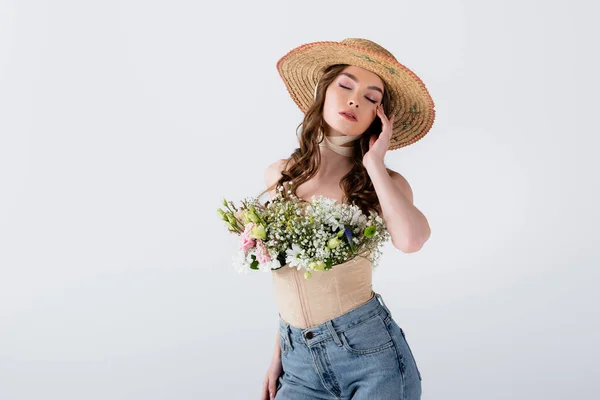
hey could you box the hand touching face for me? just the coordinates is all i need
[364,103,395,165]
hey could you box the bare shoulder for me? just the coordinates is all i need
[264,159,287,185]
[387,169,414,204]
[264,159,288,199]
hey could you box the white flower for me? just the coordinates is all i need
[263,255,282,271]
[285,243,304,270]
[232,250,249,275]
[224,191,390,278]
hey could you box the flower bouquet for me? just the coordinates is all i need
[217,183,390,279]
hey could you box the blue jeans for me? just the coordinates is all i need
[275,292,422,400]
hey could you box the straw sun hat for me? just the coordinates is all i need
[276,38,436,150]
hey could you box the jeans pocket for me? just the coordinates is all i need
[340,313,395,355]
[400,327,422,381]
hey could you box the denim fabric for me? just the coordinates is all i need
[275,292,422,400]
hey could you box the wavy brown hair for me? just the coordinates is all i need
[258,64,395,217]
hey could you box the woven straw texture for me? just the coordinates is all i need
[276,38,436,150]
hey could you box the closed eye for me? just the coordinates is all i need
[338,83,378,104]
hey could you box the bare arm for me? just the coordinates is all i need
[363,158,431,253]
[263,330,283,399]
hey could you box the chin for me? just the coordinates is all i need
[325,120,364,137]
[338,127,364,137]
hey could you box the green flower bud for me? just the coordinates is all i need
[364,225,376,238]
[226,214,236,224]
[313,261,326,271]
[327,237,340,249]
[304,271,312,279]
[250,224,266,240]
[217,209,228,221]
[248,210,260,223]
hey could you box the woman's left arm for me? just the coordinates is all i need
[364,157,431,253]
[363,105,431,253]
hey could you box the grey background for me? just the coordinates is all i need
[1,0,598,399]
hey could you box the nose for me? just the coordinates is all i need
[349,100,359,108]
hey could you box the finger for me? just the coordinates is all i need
[261,378,269,400]
[378,108,389,123]
[269,383,277,399]
[385,114,394,127]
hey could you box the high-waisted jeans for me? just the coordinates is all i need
[275,292,422,400]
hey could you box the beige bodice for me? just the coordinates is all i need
[271,253,375,329]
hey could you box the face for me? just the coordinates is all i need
[322,65,384,137]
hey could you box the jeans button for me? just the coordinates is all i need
[305,331,313,339]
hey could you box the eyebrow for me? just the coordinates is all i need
[339,72,383,94]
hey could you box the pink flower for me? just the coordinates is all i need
[255,240,271,264]
[239,223,256,253]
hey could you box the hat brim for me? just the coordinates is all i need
[276,40,436,150]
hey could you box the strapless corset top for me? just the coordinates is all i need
[271,253,375,329]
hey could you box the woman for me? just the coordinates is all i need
[259,38,435,400]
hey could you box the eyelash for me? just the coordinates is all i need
[338,83,378,104]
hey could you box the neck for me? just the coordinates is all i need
[317,130,361,157]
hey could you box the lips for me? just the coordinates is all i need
[339,111,357,121]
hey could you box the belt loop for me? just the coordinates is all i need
[286,324,294,350]
[280,315,293,351]
[326,320,343,347]
[376,292,392,320]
